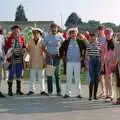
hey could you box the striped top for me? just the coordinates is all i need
[13,39,22,63]
[87,41,101,57]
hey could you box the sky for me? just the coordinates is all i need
[0,0,120,27]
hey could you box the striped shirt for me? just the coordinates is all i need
[87,42,101,57]
[13,39,22,63]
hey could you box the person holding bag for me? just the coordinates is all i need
[43,23,64,96]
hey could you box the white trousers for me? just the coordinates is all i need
[29,68,45,92]
[65,62,81,96]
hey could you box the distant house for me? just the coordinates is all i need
[0,21,54,34]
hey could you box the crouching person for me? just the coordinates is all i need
[27,28,48,96]
[60,27,86,98]
[86,33,101,100]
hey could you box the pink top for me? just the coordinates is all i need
[101,42,116,76]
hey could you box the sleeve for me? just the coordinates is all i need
[59,41,65,58]
[43,36,48,47]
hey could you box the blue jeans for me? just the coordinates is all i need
[46,55,61,94]
[89,57,100,84]
[8,63,23,81]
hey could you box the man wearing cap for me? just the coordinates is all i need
[43,23,64,96]
[5,25,25,96]
[59,27,86,98]
[0,26,6,98]
[27,28,48,96]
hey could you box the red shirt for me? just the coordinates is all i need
[5,34,25,50]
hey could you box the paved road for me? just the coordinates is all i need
[0,81,120,120]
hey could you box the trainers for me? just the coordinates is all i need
[77,95,82,99]
[88,97,92,101]
[8,92,13,96]
[16,91,24,95]
[63,94,70,98]
[93,97,98,100]
[27,91,35,95]
[0,92,6,98]
[40,92,49,96]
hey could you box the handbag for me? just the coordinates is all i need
[46,59,56,76]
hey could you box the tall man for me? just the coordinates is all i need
[60,27,86,98]
[44,23,64,96]
[0,27,5,98]
[5,25,25,96]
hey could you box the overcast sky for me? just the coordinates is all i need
[0,0,120,27]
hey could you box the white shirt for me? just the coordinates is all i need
[0,34,5,57]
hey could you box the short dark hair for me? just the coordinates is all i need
[11,25,21,31]
[50,23,58,28]
[89,33,96,37]
[97,25,105,30]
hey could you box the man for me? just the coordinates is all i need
[97,25,107,98]
[27,27,48,96]
[5,25,25,96]
[59,27,86,98]
[44,23,64,96]
[0,27,5,98]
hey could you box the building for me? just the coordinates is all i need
[0,21,54,34]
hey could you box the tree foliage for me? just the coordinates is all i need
[65,12,82,28]
[15,4,28,22]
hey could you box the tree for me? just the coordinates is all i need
[102,22,116,28]
[15,4,28,21]
[87,20,100,28]
[65,12,82,28]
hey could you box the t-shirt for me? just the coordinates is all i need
[67,40,80,62]
[87,42,101,57]
[98,36,106,46]
[44,34,64,55]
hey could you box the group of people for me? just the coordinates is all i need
[0,23,120,105]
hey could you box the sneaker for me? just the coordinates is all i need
[63,94,70,98]
[77,95,82,99]
[93,97,98,100]
[27,91,35,95]
[16,91,24,95]
[88,97,92,101]
[40,92,49,96]
[0,92,6,98]
[8,92,13,96]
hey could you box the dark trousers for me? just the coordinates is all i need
[89,57,100,98]
[46,56,61,94]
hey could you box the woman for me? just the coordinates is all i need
[101,28,116,99]
[86,33,101,100]
[112,33,120,104]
